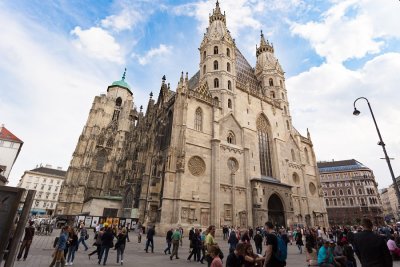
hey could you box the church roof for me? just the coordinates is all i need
[235,48,261,92]
[188,71,200,90]
[29,167,67,177]
[317,159,369,173]
[108,68,133,95]
[0,126,23,143]
[251,176,292,188]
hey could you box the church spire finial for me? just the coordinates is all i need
[122,68,127,81]
[209,0,226,25]
[256,29,274,57]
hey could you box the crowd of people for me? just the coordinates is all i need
[11,216,400,267]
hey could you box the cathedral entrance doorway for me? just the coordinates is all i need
[267,194,285,227]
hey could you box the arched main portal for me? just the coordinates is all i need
[268,194,285,227]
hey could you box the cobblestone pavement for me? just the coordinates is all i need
[4,230,400,267]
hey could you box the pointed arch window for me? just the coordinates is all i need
[269,78,274,86]
[214,78,219,88]
[228,99,232,109]
[226,48,230,57]
[325,199,329,206]
[304,147,310,164]
[284,106,287,115]
[96,149,107,170]
[286,120,290,130]
[203,51,206,60]
[116,97,122,106]
[195,107,202,132]
[203,65,206,75]
[332,190,336,196]
[257,115,273,177]
[227,131,235,144]
[227,62,231,72]
[270,91,275,98]
[228,80,232,90]
[349,198,354,206]
[214,46,218,54]
[214,60,218,70]
[280,80,283,87]
[347,188,352,195]
[291,149,296,162]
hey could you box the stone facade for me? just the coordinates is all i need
[57,2,328,232]
[318,159,384,225]
[380,188,395,222]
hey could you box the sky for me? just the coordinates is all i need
[1,0,400,189]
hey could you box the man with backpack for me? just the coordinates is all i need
[263,221,287,267]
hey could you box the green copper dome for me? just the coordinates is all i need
[108,68,133,95]
[111,79,131,89]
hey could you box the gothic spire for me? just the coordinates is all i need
[122,68,127,80]
[256,30,274,57]
[209,0,226,25]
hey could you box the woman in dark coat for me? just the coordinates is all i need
[296,230,304,254]
[228,230,239,251]
[98,227,114,265]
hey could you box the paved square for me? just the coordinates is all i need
[6,231,400,267]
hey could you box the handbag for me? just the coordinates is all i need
[85,234,89,240]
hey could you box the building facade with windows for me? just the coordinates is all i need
[318,159,384,225]
[380,188,395,222]
[17,165,66,215]
[0,124,23,185]
[58,2,328,232]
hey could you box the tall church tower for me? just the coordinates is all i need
[199,0,236,116]
[57,70,136,215]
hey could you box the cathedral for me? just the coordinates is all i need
[57,2,328,232]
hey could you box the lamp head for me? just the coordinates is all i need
[353,108,360,116]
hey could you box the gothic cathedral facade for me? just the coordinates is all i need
[57,2,328,231]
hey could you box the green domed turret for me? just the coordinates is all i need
[108,68,133,95]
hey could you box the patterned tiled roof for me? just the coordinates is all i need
[317,159,369,173]
[29,167,66,177]
[0,126,23,143]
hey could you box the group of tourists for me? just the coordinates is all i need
[13,216,400,267]
[50,222,129,266]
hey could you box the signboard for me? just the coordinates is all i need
[91,217,100,228]
[84,216,92,227]
[131,208,138,219]
[0,186,24,264]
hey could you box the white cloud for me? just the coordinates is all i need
[0,9,121,186]
[101,6,143,32]
[71,26,124,64]
[287,52,400,188]
[173,0,262,38]
[133,44,172,65]
[290,0,400,64]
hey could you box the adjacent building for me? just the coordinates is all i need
[0,124,23,185]
[58,2,328,231]
[380,188,395,222]
[17,165,66,215]
[318,159,384,225]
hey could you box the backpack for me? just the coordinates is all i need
[274,233,287,262]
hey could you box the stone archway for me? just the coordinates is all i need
[268,194,285,228]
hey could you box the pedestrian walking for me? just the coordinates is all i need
[66,228,78,266]
[164,228,173,255]
[205,225,218,267]
[209,245,223,267]
[187,228,201,261]
[49,226,69,267]
[263,221,286,267]
[295,229,304,254]
[253,231,263,254]
[170,228,182,260]
[17,221,35,261]
[115,228,128,265]
[89,227,103,260]
[145,226,155,253]
[228,230,239,251]
[77,223,89,251]
[98,226,114,265]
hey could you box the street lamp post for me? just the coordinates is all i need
[353,97,400,215]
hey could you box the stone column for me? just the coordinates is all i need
[211,139,220,227]
[244,148,253,227]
